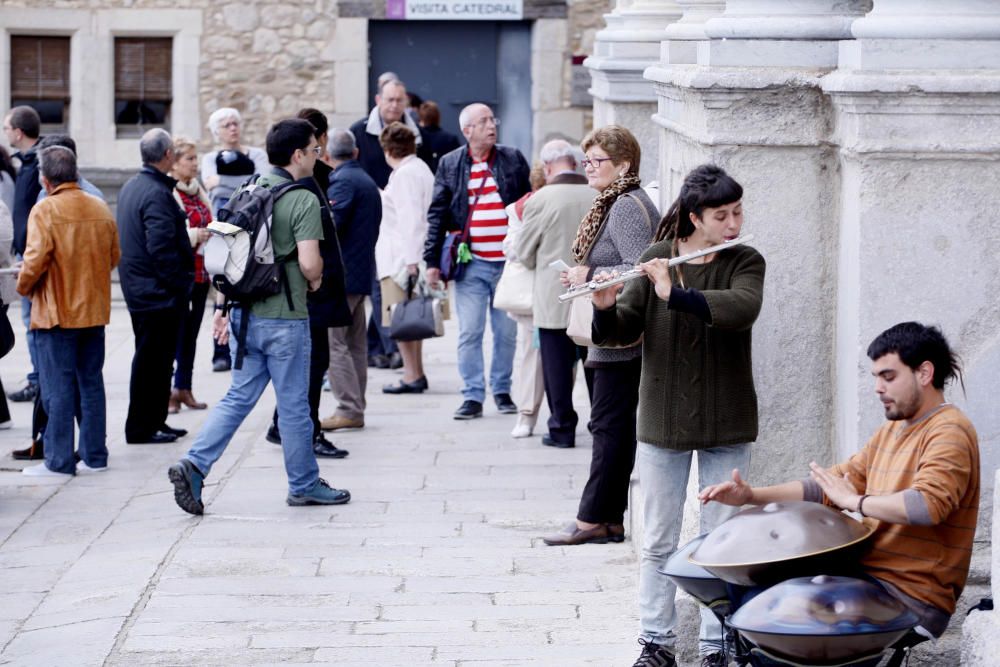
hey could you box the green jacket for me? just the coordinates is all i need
[592,241,765,450]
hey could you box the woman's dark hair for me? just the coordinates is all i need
[0,145,15,181]
[379,122,416,159]
[867,322,963,391]
[654,164,743,243]
[418,101,441,128]
[296,108,328,139]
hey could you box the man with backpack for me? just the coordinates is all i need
[168,119,350,514]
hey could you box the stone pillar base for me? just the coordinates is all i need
[698,38,840,68]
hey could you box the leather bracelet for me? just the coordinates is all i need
[214,304,226,313]
[857,494,870,517]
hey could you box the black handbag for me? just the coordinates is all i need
[0,305,15,359]
[389,278,442,342]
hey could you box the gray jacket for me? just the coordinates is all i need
[583,188,657,364]
[515,173,595,329]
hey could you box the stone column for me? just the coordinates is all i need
[701,0,873,67]
[661,1,726,65]
[585,0,682,184]
[822,0,1000,532]
[643,2,872,493]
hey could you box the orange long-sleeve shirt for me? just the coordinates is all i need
[827,404,979,615]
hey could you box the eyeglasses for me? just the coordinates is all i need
[581,157,614,169]
[470,117,499,128]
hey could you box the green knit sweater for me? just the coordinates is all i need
[592,241,765,450]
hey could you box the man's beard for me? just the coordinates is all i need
[882,388,920,421]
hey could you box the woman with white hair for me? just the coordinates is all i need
[200,108,270,214]
[200,108,269,372]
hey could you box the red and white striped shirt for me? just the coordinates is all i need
[467,158,507,261]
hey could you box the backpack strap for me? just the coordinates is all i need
[264,179,307,312]
[227,301,251,371]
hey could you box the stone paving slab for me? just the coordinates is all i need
[0,303,656,666]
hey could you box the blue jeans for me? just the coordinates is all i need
[185,312,318,495]
[637,441,752,656]
[35,326,107,474]
[21,294,38,385]
[453,258,516,403]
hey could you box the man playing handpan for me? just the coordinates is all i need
[701,321,979,641]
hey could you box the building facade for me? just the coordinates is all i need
[0,0,613,178]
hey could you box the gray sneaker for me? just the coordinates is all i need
[287,478,351,506]
[168,459,205,515]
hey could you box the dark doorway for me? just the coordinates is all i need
[368,20,533,158]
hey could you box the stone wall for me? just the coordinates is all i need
[2,0,610,168]
[204,1,342,151]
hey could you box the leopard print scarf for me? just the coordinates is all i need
[571,173,642,264]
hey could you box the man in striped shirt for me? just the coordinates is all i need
[700,322,979,649]
[423,103,531,419]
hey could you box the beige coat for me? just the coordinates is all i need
[514,173,595,329]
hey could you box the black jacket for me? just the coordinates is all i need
[327,160,382,296]
[421,125,461,175]
[116,166,195,313]
[422,144,531,271]
[296,165,351,328]
[11,142,43,256]
[349,117,433,189]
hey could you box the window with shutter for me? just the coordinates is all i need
[9,35,71,131]
[114,36,172,137]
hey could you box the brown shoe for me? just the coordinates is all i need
[320,415,364,431]
[542,521,614,546]
[12,440,44,461]
[167,390,181,415]
[607,523,626,543]
[177,389,207,410]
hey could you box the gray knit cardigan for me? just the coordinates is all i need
[583,188,657,365]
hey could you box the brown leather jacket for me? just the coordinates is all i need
[16,183,121,329]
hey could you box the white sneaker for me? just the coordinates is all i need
[0,420,12,430]
[77,461,109,474]
[22,463,73,478]
[510,419,534,438]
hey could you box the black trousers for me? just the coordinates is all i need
[577,356,642,525]
[126,307,183,440]
[538,328,592,445]
[272,323,330,439]
[174,282,210,390]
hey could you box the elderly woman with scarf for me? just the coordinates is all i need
[167,137,213,414]
[543,125,657,546]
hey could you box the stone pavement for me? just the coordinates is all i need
[1,300,682,667]
[0,298,991,667]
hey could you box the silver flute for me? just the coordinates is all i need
[557,234,755,303]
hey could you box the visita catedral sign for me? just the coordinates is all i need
[386,0,524,20]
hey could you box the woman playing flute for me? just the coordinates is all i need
[592,164,765,667]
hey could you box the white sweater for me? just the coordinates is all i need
[375,155,434,279]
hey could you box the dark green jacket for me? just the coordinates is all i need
[592,241,765,450]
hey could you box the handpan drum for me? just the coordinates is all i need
[689,501,874,586]
[658,534,729,609]
[728,575,918,664]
